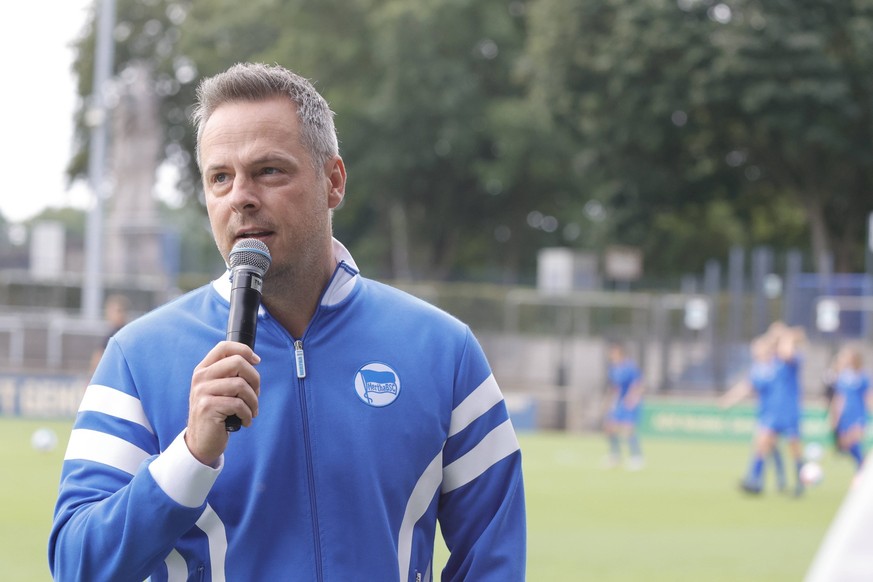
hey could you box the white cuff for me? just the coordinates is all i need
[148,429,223,508]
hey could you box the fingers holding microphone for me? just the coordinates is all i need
[186,341,261,466]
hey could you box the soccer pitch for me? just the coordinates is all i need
[3,418,854,581]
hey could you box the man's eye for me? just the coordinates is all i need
[213,173,228,184]
[261,167,280,175]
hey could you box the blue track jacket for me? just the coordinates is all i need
[49,241,526,581]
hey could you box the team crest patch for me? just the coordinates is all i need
[354,363,401,407]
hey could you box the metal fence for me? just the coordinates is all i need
[2,271,872,429]
[394,279,871,431]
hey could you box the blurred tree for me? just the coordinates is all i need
[338,0,553,281]
[526,0,737,277]
[28,207,88,241]
[706,0,873,273]
[70,0,563,282]
[526,0,873,275]
[73,0,873,283]
[70,0,199,193]
[158,199,224,285]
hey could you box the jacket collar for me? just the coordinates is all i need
[211,237,360,308]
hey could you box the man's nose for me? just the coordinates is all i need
[229,175,260,212]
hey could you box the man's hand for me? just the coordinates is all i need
[186,341,261,466]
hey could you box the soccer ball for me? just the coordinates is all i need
[800,461,824,486]
[31,428,58,452]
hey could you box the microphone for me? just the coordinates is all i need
[225,238,272,432]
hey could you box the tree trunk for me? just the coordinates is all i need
[805,199,832,277]
[389,203,412,281]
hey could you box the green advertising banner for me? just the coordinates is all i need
[639,400,836,444]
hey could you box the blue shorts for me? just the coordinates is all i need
[758,415,800,439]
[609,403,642,425]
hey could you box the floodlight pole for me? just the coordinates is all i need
[82,0,116,320]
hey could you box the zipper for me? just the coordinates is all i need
[294,340,306,378]
[295,338,322,581]
[259,261,350,580]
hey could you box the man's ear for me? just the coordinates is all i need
[326,156,346,210]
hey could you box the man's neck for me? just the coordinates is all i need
[261,257,337,339]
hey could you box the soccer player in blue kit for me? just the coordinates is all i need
[739,323,807,495]
[808,347,873,580]
[720,333,787,491]
[603,342,645,470]
[829,344,871,475]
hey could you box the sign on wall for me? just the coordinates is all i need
[0,374,85,418]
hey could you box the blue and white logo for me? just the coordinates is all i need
[355,363,401,407]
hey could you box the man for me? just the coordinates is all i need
[88,293,131,375]
[49,63,526,581]
[602,341,644,470]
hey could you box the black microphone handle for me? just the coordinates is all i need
[225,268,264,432]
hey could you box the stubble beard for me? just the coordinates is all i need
[261,217,333,304]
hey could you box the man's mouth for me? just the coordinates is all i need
[236,230,273,241]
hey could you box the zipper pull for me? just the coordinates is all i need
[294,340,307,378]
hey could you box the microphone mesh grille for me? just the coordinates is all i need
[229,238,272,273]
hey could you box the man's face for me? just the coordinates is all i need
[199,96,345,282]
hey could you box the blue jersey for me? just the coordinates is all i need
[608,360,642,423]
[609,361,641,404]
[760,357,802,436]
[835,369,870,433]
[749,359,778,421]
[49,242,526,581]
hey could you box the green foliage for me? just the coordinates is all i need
[15,207,89,258]
[527,0,873,275]
[26,207,87,240]
[158,198,225,280]
[70,0,198,189]
[68,0,873,283]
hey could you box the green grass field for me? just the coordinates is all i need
[2,419,854,581]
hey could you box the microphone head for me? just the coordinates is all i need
[229,238,272,275]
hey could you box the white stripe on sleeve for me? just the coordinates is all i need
[196,504,228,582]
[64,428,151,475]
[164,549,187,582]
[79,384,154,433]
[398,450,443,582]
[442,420,519,494]
[448,374,502,437]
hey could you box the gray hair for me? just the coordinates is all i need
[191,62,338,171]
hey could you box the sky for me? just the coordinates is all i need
[1,0,93,223]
